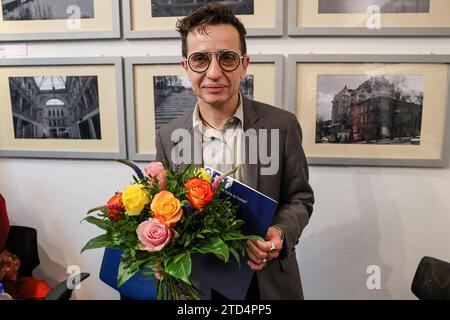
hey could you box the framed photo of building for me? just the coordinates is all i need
[0,57,126,159]
[288,0,450,36]
[0,0,120,41]
[287,54,450,167]
[125,54,283,161]
[122,0,283,39]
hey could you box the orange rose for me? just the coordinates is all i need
[184,177,214,209]
[107,193,124,221]
[151,191,183,227]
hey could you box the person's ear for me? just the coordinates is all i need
[240,55,250,79]
[180,59,188,72]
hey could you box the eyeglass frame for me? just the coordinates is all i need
[184,50,245,73]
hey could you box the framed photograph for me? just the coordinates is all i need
[0,57,126,159]
[0,0,120,41]
[287,54,450,167]
[288,0,450,36]
[122,0,283,39]
[125,54,283,161]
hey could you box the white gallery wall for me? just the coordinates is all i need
[1,32,450,299]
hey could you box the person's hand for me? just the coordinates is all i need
[246,226,283,271]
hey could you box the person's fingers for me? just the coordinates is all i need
[247,248,265,265]
[247,240,268,260]
[254,239,270,251]
[247,259,265,271]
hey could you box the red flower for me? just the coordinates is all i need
[184,178,214,209]
[107,193,124,221]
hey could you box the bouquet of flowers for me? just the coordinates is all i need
[81,159,262,300]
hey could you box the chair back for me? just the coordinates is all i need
[412,256,450,300]
[6,226,40,277]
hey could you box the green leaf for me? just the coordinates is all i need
[222,232,248,241]
[244,235,265,242]
[82,216,112,231]
[117,259,139,287]
[165,252,192,284]
[192,237,229,262]
[229,247,241,267]
[86,206,107,215]
[81,234,111,253]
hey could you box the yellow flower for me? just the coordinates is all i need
[195,168,211,183]
[151,191,183,227]
[122,184,151,216]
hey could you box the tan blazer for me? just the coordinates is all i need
[155,97,314,299]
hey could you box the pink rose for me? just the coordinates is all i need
[144,162,167,189]
[136,218,171,252]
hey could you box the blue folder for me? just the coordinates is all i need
[99,247,157,300]
[190,168,278,300]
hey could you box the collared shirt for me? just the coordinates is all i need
[193,93,245,181]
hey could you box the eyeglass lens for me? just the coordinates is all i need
[188,51,241,72]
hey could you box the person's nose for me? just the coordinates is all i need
[206,54,223,80]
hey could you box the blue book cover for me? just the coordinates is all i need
[190,167,278,300]
[99,247,158,300]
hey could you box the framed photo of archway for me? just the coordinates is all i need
[288,0,450,36]
[287,54,450,167]
[0,0,121,41]
[0,57,126,159]
[124,54,283,161]
[122,0,283,39]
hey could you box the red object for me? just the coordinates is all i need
[0,193,51,300]
[107,192,124,221]
[3,277,51,300]
[0,194,9,251]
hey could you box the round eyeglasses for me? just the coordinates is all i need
[185,50,244,73]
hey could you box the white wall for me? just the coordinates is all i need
[1,33,450,300]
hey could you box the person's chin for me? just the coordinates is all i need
[200,93,228,106]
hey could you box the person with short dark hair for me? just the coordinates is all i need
[156,3,314,300]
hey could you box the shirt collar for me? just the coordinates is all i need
[193,92,244,131]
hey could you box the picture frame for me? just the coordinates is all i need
[122,0,283,39]
[287,54,450,167]
[288,0,450,36]
[0,0,121,41]
[125,54,283,161]
[0,57,127,159]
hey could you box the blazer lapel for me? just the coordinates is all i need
[169,109,203,168]
[242,97,260,190]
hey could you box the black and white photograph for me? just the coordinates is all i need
[151,0,254,18]
[153,74,253,129]
[2,0,95,21]
[318,0,430,14]
[9,75,101,139]
[316,75,424,145]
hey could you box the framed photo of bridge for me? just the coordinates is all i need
[0,57,126,159]
[124,54,283,161]
[122,0,283,39]
[288,0,450,36]
[287,54,450,167]
[0,0,120,41]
